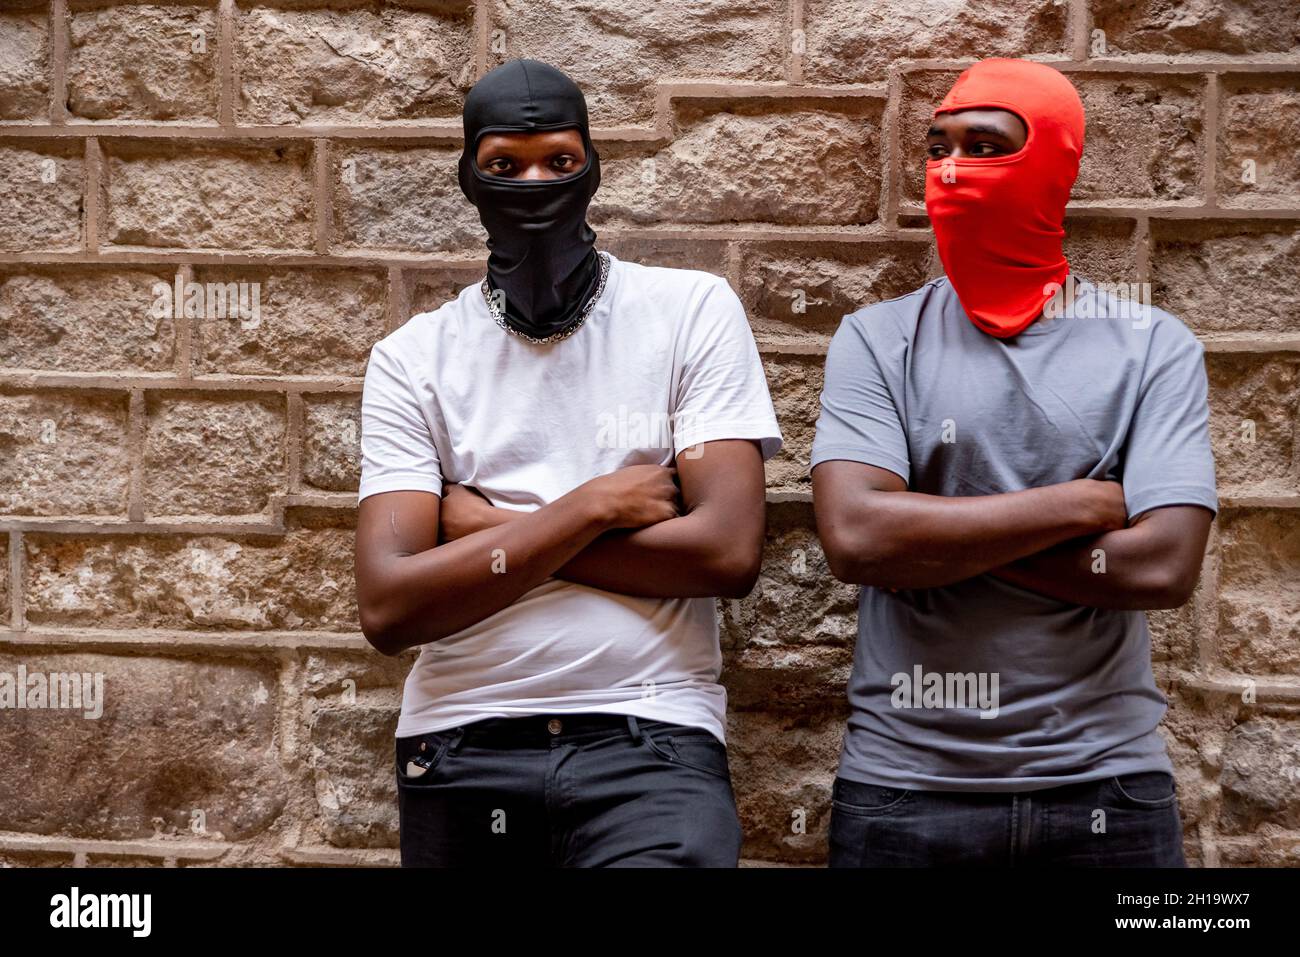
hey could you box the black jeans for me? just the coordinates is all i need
[395,712,742,867]
[829,771,1186,867]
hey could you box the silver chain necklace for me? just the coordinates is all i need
[481,250,611,345]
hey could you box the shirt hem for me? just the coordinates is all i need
[357,476,444,503]
[1125,486,1219,521]
[673,420,784,462]
[809,446,910,484]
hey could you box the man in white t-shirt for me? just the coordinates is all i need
[354,59,782,867]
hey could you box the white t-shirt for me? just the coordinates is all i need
[358,253,783,743]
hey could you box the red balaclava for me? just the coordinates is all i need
[924,59,1086,338]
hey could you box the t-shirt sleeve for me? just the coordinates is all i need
[670,277,783,460]
[1118,323,1218,520]
[810,312,910,484]
[357,339,443,503]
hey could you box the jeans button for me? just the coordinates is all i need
[547,718,562,735]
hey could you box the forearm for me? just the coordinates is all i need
[557,514,761,598]
[991,526,1198,610]
[455,505,759,599]
[821,481,1119,589]
[363,489,611,654]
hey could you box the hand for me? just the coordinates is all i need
[581,464,680,530]
[438,484,503,542]
[1076,479,1128,533]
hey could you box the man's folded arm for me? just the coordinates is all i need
[443,439,768,600]
[554,439,766,599]
[988,505,1213,610]
[354,488,618,656]
[811,459,1128,589]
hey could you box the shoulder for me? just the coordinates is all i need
[371,280,481,362]
[610,255,736,309]
[1071,277,1204,362]
[838,275,950,348]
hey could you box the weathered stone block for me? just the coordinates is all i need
[1205,353,1299,495]
[0,267,177,373]
[1074,76,1204,202]
[0,143,83,251]
[237,2,474,125]
[332,144,484,253]
[803,0,1068,85]
[1218,77,1300,209]
[0,10,49,120]
[303,394,361,492]
[601,238,730,276]
[1063,217,1138,283]
[1159,685,1245,828]
[726,710,844,865]
[24,526,358,631]
[191,267,386,377]
[302,651,411,701]
[308,705,399,848]
[595,99,882,226]
[722,500,859,651]
[0,391,130,516]
[1151,221,1300,335]
[763,354,822,492]
[1219,715,1300,834]
[1148,588,1204,666]
[144,393,286,517]
[0,650,286,841]
[490,0,786,126]
[68,2,219,122]
[1216,509,1300,676]
[1089,0,1300,57]
[406,267,481,317]
[104,141,314,250]
[738,241,931,343]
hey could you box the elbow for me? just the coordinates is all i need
[823,541,864,585]
[713,546,763,599]
[820,527,886,587]
[358,600,411,657]
[1145,569,1199,610]
[1126,564,1198,611]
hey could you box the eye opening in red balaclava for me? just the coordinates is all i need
[924,59,1086,339]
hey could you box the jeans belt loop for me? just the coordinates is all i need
[626,715,642,744]
[449,726,466,754]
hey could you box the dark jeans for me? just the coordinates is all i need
[829,771,1186,867]
[395,712,742,867]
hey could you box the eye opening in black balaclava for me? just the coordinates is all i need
[458,59,603,341]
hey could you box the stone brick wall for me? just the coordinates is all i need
[0,0,1296,867]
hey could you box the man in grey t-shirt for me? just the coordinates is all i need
[811,59,1216,866]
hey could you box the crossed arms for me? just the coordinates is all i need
[812,461,1213,610]
[355,440,766,656]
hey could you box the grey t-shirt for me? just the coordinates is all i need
[811,276,1218,791]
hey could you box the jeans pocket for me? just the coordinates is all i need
[395,730,455,787]
[1107,771,1177,809]
[643,729,732,781]
[831,776,912,816]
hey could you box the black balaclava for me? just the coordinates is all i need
[458,59,602,340]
